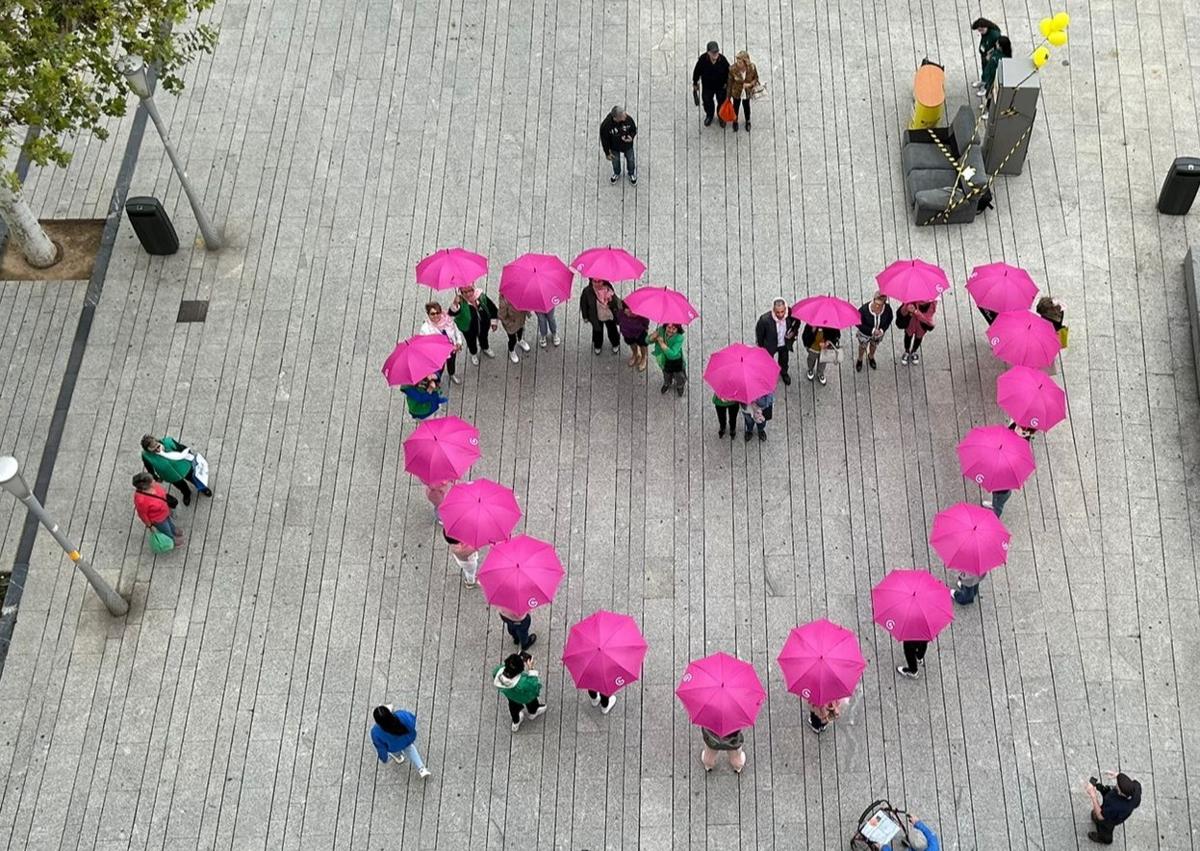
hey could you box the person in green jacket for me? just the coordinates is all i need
[401,376,448,420]
[649,323,686,396]
[712,394,738,438]
[492,652,547,732]
[141,434,212,506]
[449,285,499,365]
[971,17,1002,95]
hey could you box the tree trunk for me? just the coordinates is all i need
[0,179,58,268]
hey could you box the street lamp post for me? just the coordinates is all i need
[118,55,223,251]
[0,456,129,617]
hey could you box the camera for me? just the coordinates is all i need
[1089,777,1101,788]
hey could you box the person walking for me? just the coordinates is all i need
[754,298,800,385]
[971,18,1003,95]
[979,421,1035,521]
[443,529,480,587]
[497,606,537,650]
[586,689,617,715]
[1036,295,1067,374]
[579,278,621,355]
[726,50,760,132]
[741,392,774,442]
[132,472,184,546]
[370,704,432,779]
[980,36,1012,118]
[896,640,929,679]
[425,479,454,525]
[401,376,448,421]
[855,292,894,372]
[141,434,212,506]
[692,41,731,127]
[613,298,650,371]
[498,294,532,364]
[897,300,937,365]
[1084,771,1142,845]
[802,324,841,385]
[807,696,850,734]
[649,323,687,396]
[536,308,561,348]
[493,652,548,732]
[599,105,638,185]
[449,284,499,365]
[699,727,746,773]
[712,394,739,439]
[419,300,465,385]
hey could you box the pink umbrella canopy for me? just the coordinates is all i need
[702,343,781,404]
[930,502,1011,576]
[415,247,489,291]
[871,569,954,642]
[790,295,861,329]
[776,619,867,705]
[675,652,766,737]
[966,263,1039,313]
[875,259,951,303]
[562,610,649,695]
[957,424,1037,492]
[381,333,455,386]
[499,253,573,312]
[996,365,1067,430]
[987,309,1062,368]
[570,247,646,282]
[623,286,699,325]
[437,479,522,548]
[402,416,481,485]
[477,534,564,615]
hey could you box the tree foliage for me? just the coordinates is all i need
[0,0,219,184]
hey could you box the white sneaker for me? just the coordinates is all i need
[518,339,531,352]
[981,500,993,509]
[529,705,548,720]
[539,335,548,348]
[818,374,827,386]
[450,374,461,384]
[593,348,602,356]
[390,753,407,764]
[470,354,480,366]
[552,334,561,346]
[589,693,601,706]
[611,345,620,354]
[511,712,523,732]
[482,348,496,359]
[600,694,617,715]
[900,353,909,365]
[418,767,432,778]
[509,351,519,363]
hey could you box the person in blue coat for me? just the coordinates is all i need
[370,704,431,778]
[882,814,939,851]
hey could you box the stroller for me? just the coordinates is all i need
[849,799,913,850]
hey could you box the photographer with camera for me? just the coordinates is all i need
[1083,771,1142,844]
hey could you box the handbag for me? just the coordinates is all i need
[148,530,175,554]
[148,491,178,510]
[1057,326,1069,349]
[718,97,737,123]
[819,347,842,364]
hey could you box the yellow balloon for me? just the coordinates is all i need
[1039,17,1055,38]
[1032,47,1050,68]
[1048,30,1068,46]
[1052,11,1070,30]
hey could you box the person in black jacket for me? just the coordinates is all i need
[692,41,731,127]
[801,324,841,385]
[1084,771,1142,844]
[579,278,621,355]
[754,298,800,385]
[600,106,638,185]
[854,292,893,372]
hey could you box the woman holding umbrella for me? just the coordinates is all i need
[419,301,465,384]
[497,294,532,364]
[897,300,937,365]
[613,298,651,371]
[802,323,841,385]
[449,285,499,365]
[855,292,893,372]
[649,323,687,395]
[562,610,649,717]
[579,278,621,355]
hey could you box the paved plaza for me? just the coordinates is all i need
[3,0,1200,848]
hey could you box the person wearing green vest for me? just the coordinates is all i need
[649,323,686,396]
[141,434,212,507]
[492,652,547,732]
[971,18,1003,95]
[449,285,499,365]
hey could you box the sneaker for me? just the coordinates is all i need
[590,693,601,706]
[718,426,726,438]
[701,749,713,772]
[518,339,531,352]
[818,374,827,385]
[900,353,909,365]
[451,374,462,384]
[732,121,739,132]
[180,490,192,507]
[757,430,767,442]
[806,370,815,381]
[868,358,877,370]
[675,383,684,397]
[629,173,638,185]
[612,345,620,354]
[744,430,753,442]
[470,354,480,366]
[704,116,713,126]
[808,718,825,734]
[610,174,620,184]
[418,767,432,778]
[511,716,523,732]
[600,694,617,715]
[529,705,548,720]
[508,351,519,363]
[539,335,548,348]
[463,576,477,588]
[780,372,791,385]
[482,348,496,359]
[911,353,920,364]
[745,121,751,132]
[390,753,407,765]
[521,633,538,651]
[981,500,993,508]
[661,383,671,395]
[896,666,919,679]
[855,360,863,373]
[552,334,561,346]
[593,348,602,356]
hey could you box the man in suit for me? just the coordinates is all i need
[754,298,800,385]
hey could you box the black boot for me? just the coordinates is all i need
[732,121,738,132]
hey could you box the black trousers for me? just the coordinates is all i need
[463,317,491,354]
[1089,811,1116,843]
[590,320,619,349]
[507,698,543,724]
[442,351,457,378]
[507,328,525,351]
[715,405,737,433]
[902,640,928,672]
[771,345,791,376]
[501,613,532,647]
[732,97,751,121]
[586,690,612,708]
[701,85,726,119]
[903,332,924,353]
[809,711,828,730]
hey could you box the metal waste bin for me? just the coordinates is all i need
[125,196,179,255]
[1157,157,1200,215]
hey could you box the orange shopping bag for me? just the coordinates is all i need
[718,97,737,123]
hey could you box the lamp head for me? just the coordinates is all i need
[0,456,30,498]
[118,55,151,98]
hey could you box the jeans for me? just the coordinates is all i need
[610,147,636,176]
[902,640,927,673]
[590,320,619,350]
[732,97,751,121]
[741,411,766,434]
[700,86,726,120]
[153,517,177,538]
[501,613,532,647]
[715,405,737,433]
[536,310,558,336]
[507,698,543,724]
[954,573,981,604]
[806,350,827,380]
[389,743,425,771]
[990,490,1012,517]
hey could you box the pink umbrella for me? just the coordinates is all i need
[562,610,649,695]
[570,247,646,282]
[790,295,861,329]
[966,263,1039,313]
[703,344,781,404]
[623,286,699,325]
[381,334,455,386]
[930,502,1011,576]
[675,652,766,737]
[996,366,1067,430]
[403,416,481,485]
[957,425,1037,492]
[437,479,522,548]
[987,310,1061,368]
[875,259,951,303]
[499,253,573,312]
[477,534,564,615]
[415,247,489,290]
[871,570,954,641]
[776,619,867,705]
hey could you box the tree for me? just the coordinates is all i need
[0,0,218,267]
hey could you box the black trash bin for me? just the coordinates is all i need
[1157,157,1200,215]
[125,196,179,255]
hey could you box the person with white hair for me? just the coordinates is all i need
[881,814,939,850]
[599,105,638,185]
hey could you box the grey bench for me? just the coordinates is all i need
[1186,248,1200,400]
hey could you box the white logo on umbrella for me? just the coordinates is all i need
[884,618,896,632]
[974,474,986,484]
[551,295,562,305]
[528,598,539,608]
[1030,417,1040,427]
[800,687,812,700]
[989,335,1001,346]
[681,673,693,683]
[614,676,625,687]
[469,437,479,445]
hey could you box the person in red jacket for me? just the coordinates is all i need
[132,472,184,544]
